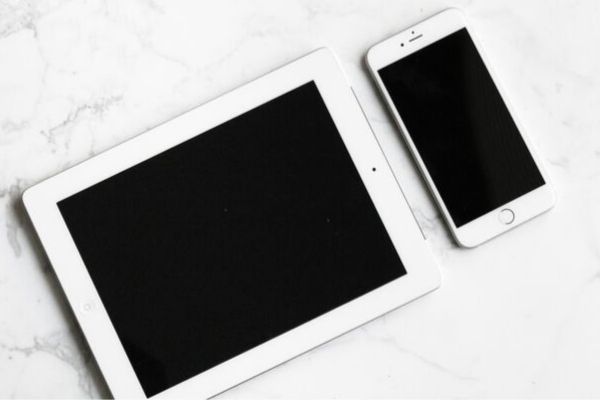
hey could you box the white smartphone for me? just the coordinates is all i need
[366,8,555,247]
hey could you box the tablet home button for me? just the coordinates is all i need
[499,208,515,225]
[81,301,95,313]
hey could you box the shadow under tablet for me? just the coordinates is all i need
[58,81,406,397]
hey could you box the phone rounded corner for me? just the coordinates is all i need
[441,7,467,22]
[365,46,380,72]
[452,230,482,249]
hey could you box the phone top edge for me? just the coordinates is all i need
[366,8,467,71]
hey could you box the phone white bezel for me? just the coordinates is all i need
[23,48,440,398]
[366,8,555,248]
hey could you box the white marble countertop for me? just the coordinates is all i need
[1,0,599,398]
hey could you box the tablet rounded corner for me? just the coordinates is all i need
[21,185,38,211]
[314,46,334,57]
[425,262,442,293]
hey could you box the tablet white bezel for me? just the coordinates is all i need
[366,9,555,248]
[23,48,440,398]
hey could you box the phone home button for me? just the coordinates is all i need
[499,208,515,225]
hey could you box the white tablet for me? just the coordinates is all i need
[23,48,440,398]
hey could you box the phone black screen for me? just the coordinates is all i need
[58,81,406,397]
[378,28,544,227]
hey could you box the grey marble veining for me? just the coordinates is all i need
[1,0,599,397]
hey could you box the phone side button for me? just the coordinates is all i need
[499,208,515,225]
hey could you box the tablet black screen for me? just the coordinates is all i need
[58,81,406,397]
